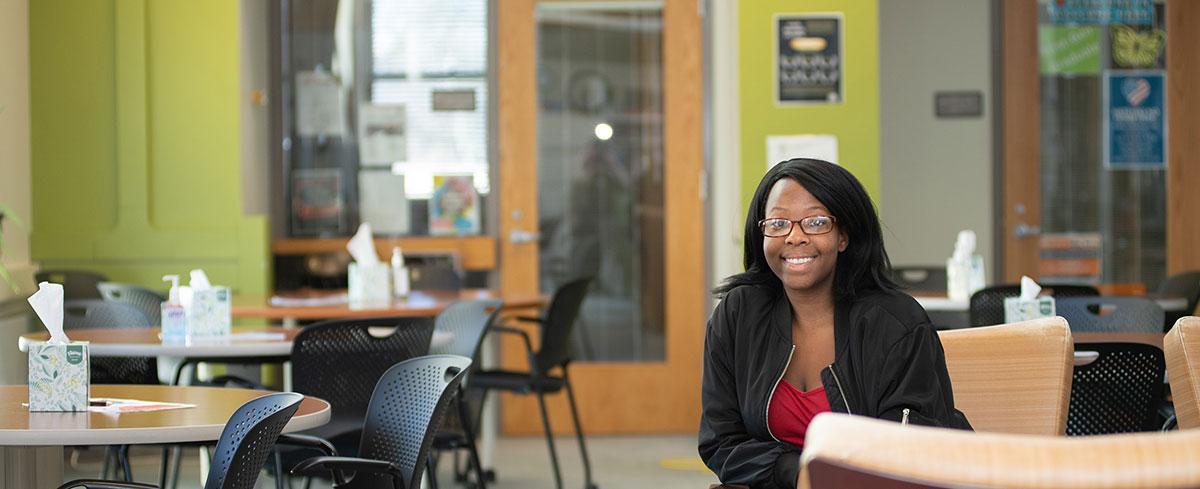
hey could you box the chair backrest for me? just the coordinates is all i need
[1160,271,1200,314]
[291,316,434,424]
[408,254,464,291]
[1166,316,1200,429]
[533,277,593,374]
[892,266,947,293]
[429,299,503,359]
[62,299,157,384]
[1068,342,1165,435]
[357,355,472,489]
[1056,296,1163,333]
[98,282,166,326]
[937,318,1073,436]
[801,412,1200,489]
[205,392,304,489]
[968,284,1099,327]
[34,269,108,301]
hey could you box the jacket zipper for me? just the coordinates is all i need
[902,408,911,425]
[827,363,853,415]
[765,345,795,443]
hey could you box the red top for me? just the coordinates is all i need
[767,379,832,450]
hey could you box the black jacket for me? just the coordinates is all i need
[698,285,971,489]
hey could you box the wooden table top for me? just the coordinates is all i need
[0,384,329,446]
[232,288,546,320]
[18,326,298,358]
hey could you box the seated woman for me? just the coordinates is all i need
[698,158,971,489]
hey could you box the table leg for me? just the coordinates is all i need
[1,445,64,489]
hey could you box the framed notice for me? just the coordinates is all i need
[1103,71,1166,169]
[775,14,843,104]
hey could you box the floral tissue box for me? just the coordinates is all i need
[1003,296,1056,323]
[349,262,392,306]
[28,341,90,412]
[186,287,231,338]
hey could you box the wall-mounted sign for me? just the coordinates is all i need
[1104,71,1165,169]
[934,91,984,118]
[1047,0,1153,25]
[1038,26,1101,75]
[775,14,843,104]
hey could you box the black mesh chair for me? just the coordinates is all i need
[62,299,157,385]
[469,277,596,489]
[1056,296,1164,333]
[98,282,166,326]
[275,316,434,484]
[968,284,1100,327]
[428,299,502,487]
[59,392,305,489]
[291,355,473,489]
[36,269,108,301]
[891,266,947,293]
[1067,342,1166,435]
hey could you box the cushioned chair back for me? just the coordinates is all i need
[356,355,472,489]
[35,269,108,301]
[62,299,157,385]
[1056,296,1163,333]
[206,392,304,489]
[1068,342,1165,435]
[1166,316,1200,429]
[429,299,502,359]
[938,318,1073,436]
[968,284,1099,327]
[891,266,947,293]
[533,277,593,374]
[1160,272,1200,315]
[98,282,166,326]
[801,412,1200,489]
[291,317,434,423]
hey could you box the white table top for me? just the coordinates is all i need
[0,384,329,446]
[914,295,1189,313]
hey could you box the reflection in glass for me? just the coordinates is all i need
[536,3,665,362]
[1036,1,1167,289]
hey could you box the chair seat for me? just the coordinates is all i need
[469,370,565,393]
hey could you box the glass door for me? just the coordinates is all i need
[497,0,704,434]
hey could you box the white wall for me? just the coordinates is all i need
[879,0,994,278]
[709,0,741,291]
[0,0,34,300]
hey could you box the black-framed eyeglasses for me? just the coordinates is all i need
[759,216,837,237]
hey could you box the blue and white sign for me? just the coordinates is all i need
[1104,71,1165,169]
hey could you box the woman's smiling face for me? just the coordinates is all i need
[762,178,847,298]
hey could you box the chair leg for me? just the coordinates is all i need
[159,446,171,487]
[274,449,287,489]
[563,369,597,489]
[458,389,488,489]
[426,456,440,489]
[536,391,564,489]
[119,444,133,482]
[101,446,114,479]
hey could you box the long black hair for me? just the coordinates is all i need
[715,158,898,300]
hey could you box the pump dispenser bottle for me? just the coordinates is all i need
[161,275,187,343]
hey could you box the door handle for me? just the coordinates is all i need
[509,229,540,244]
[1013,222,1041,239]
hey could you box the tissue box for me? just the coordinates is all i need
[349,262,392,306]
[185,287,232,338]
[1004,296,1056,323]
[27,341,90,412]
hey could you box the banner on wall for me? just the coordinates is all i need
[775,14,843,104]
[1047,0,1153,25]
[1104,71,1166,169]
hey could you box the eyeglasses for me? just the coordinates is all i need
[759,215,837,237]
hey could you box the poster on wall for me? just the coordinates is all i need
[358,103,407,165]
[775,14,843,104]
[766,135,838,168]
[429,175,480,236]
[295,71,346,137]
[1103,71,1165,169]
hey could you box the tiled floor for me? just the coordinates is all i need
[63,434,719,489]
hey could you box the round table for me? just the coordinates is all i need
[0,384,330,489]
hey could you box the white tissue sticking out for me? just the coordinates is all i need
[953,230,977,261]
[189,269,212,290]
[347,222,380,265]
[28,282,69,345]
[1019,276,1042,300]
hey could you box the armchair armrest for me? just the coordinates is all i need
[290,456,402,488]
[513,315,543,323]
[488,324,536,357]
[58,480,158,489]
[276,433,337,456]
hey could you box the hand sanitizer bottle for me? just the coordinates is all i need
[161,275,187,344]
[391,246,410,298]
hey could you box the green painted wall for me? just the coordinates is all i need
[738,1,880,210]
[30,0,268,294]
